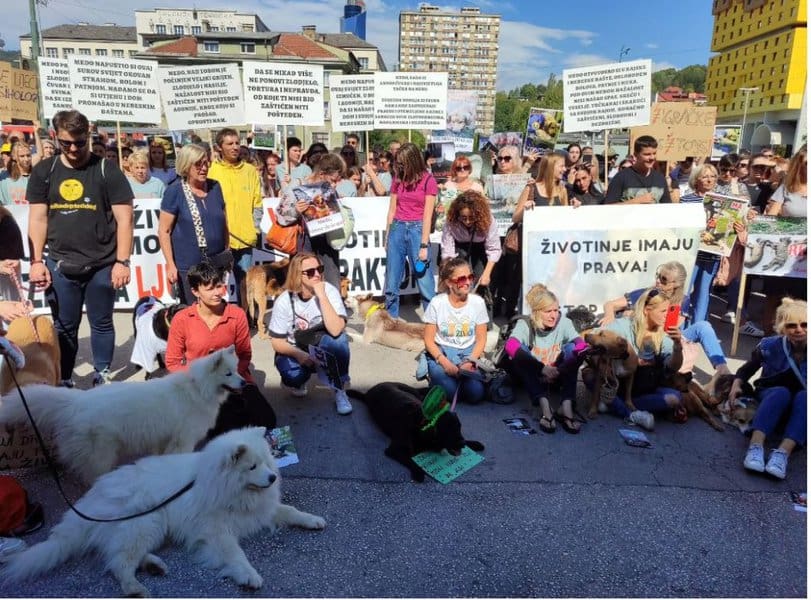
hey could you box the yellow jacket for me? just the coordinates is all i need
[208,159,262,250]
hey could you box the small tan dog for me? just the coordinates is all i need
[1,315,60,393]
[662,370,725,431]
[346,294,426,352]
[243,260,290,338]
[705,372,758,433]
[582,329,639,418]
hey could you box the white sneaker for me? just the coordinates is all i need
[285,383,308,398]
[334,389,352,415]
[743,444,765,472]
[628,410,654,431]
[0,537,26,561]
[721,311,736,324]
[740,321,764,338]
[765,449,789,479]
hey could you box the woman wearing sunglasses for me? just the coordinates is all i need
[735,298,806,480]
[423,257,489,405]
[268,252,353,415]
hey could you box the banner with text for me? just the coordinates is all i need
[68,56,161,124]
[37,58,73,120]
[242,62,324,126]
[630,102,717,161]
[158,63,245,130]
[0,62,38,122]
[329,74,375,132]
[563,59,652,132]
[374,72,448,130]
[743,216,807,279]
[522,204,704,314]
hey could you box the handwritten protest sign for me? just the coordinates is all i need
[242,62,324,126]
[0,62,39,121]
[630,103,717,161]
[522,204,704,314]
[68,56,161,124]
[743,216,807,279]
[412,447,484,484]
[158,63,245,130]
[329,74,374,132]
[563,59,651,132]
[374,72,447,130]
[37,58,73,119]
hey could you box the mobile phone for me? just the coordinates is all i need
[665,304,680,330]
[583,155,592,165]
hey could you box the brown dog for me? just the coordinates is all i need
[662,371,725,431]
[705,372,757,433]
[582,329,639,418]
[346,294,426,352]
[243,260,290,338]
[1,315,60,393]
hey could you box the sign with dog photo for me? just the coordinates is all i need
[743,216,807,279]
[524,107,563,155]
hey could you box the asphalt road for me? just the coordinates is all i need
[1,290,806,598]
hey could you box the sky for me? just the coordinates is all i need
[4,0,715,91]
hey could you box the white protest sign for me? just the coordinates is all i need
[329,74,374,132]
[563,59,651,133]
[158,63,245,130]
[37,58,73,119]
[374,72,448,130]
[522,204,704,314]
[242,62,324,126]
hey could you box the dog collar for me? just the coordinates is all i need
[365,303,384,320]
[420,386,450,431]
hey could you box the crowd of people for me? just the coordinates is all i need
[0,110,806,484]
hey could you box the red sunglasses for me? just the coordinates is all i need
[450,274,475,285]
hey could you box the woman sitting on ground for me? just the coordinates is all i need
[423,257,489,405]
[268,252,353,416]
[735,298,806,480]
[501,284,584,434]
[165,262,276,440]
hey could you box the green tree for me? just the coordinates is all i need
[369,129,426,151]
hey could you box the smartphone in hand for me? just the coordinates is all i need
[665,304,681,330]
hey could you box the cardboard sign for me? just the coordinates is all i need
[630,103,717,161]
[374,72,448,130]
[563,59,652,132]
[0,62,39,122]
[68,56,161,124]
[158,63,245,130]
[37,58,74,119]
[242,62,324,126]
[329,74,374,132]
[411,446,484,484]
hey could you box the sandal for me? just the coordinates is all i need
[555,412,581,435]
[538,415,556,434]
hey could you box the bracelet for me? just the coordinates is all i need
[419,243,429,249]
[30,259,44,264]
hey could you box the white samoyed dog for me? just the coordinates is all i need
[0,346,245,485]
[0,427,326,597]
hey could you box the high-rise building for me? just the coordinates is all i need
[399,4,500,135]
[705,0,807,152]
[341,0,367,40]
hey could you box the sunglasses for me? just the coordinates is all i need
[738,162,749,168]
[192,160,210,169]
[784,322,807,330]
[450,273,475,285]
[657,274,677,285]
[719,167,735,174]
[456,165,471,171]
[497,156,512,162]
[644,288,661,306]
[301,265,325,278]
[751,164,772,173]
[57,138,88,149]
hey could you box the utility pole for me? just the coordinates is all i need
[738,87,759,152]
[28,0,46,130]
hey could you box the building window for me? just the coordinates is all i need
[312,131,329,145]
[226,26,237,32]
[46,47,58,58]
[240,42,255,54]
[242,24,254,32]
[174,25,184,36]
[191,25,201,35]
[112,49,124,58]
[96,48,107,56]
[79,48,91,55]
[62,47,74,58]
[203,41,220,53]
[358,57,369,69]
[155,24,166,34]
[129,50,137,57]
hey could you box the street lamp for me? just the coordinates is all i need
[738,86,759,152]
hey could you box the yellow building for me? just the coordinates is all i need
[705,0,807,151]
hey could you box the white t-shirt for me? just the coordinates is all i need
[268,283,347,344]
[130,304,168,373]
[423,292,488,349]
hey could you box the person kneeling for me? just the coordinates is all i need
[268,252,352,415]
[423,258,489,405]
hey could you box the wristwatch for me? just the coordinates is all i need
[115,259,131,267]
[419,243,429,249]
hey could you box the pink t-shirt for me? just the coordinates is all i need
[391,171,438,221]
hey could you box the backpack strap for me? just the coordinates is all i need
[782,336,806,390]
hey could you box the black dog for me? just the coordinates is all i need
[130,296,187,379]
[348,382,484,482]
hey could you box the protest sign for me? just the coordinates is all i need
[329,74,374,132]
[743,216,807,278]
[630,103,716,161]
[374,72,447,130]
[291,183,344,237]
[264,426,299,468]
[522,204,704,314]
[563,59,652,132]
[147,135,176,168]
[487,173,533,235]
[478,132,523,153]
[713,125,742,158]
[431,89,477,153]
[699,192,749,257]
[37,58,73,119]
[68,56,161,124]
[251,124,276,150]
[0,62,38,122]
[242,62,324,126]
[412,446,484,484]
[524,108,563,154]
[158,63,245,130]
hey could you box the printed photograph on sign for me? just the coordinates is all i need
[524,108,563,154]
[699,192,749,257]
[293,183,344,237]
[743,216,807,279]
[713,125,741,158]
[251,124,276,151]
[478,132,523,154]
[148,135,176,168]
[487,173,533,235]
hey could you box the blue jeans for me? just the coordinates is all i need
[689,251,720,323]
[426,343,486,405]
[384,220,435,318]
[45,257,116,379]
[753,387,807,445]
[681,320,727,368]
[582,370,680,418]
[231,247,254,305]
[274,332,351,389]
[506,342,578,407]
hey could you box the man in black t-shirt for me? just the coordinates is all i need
[604,135,671,205]
[27,110,133,387]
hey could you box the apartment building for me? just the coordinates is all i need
[135,9,269,49]
[20,24,138,61]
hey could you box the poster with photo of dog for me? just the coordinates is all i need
[743,216,807,279]
[293,183,345,237]
[524,107,563,155]
[478,131,524,154]
[486,173,533,235]
[431,90,478,153]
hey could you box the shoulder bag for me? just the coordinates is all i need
[181,180,233,271]
[266,208,302,255]
[289,291,328,351]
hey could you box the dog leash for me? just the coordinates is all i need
[228,232,289,260]
[8,271,40,344]
[1,362,195,523]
